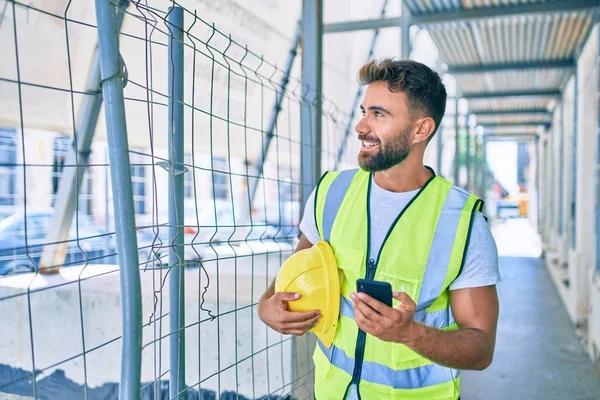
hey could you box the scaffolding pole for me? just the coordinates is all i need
[40,0,129,274]
[237,21,301,224]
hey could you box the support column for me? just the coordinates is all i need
[436,124,443,175]
[453,98,460,186]
[466,114,472,191]
[400,1,411,60]
[295,0,322,396]
[300,0,322,207]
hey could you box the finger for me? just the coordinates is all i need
[278,309,321,323]
[352,298,382,322]
[280,328,306,335]
[355,292,392,315]
[279,314,321,331]
[274,292,301,302]
[393,292,416,311]
[354,307,377,333]
[351,292,386,319]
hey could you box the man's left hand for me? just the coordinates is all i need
[350,291,417,343]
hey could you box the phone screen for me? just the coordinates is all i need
[356,279,393,307]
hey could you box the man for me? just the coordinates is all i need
[258,58,500,399]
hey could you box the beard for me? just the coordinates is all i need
[357,125,413,172]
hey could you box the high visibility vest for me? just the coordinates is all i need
[312,168,482,400]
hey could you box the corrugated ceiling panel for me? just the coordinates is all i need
[475,114,551,124]
[485,126,540,134]
[428,12,591,65]
[406,0,551,14]
[468,97,553,112]
[454,69,570,92]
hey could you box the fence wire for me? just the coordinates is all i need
[0,0,359,399]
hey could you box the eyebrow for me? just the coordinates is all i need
[360,105,392,115]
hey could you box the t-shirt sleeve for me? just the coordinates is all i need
[449,212,500,290]
[298,187,321,245]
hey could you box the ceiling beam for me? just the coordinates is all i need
[447,60,575,74]
[472,109,551,116]
[463,89,561,99]
[323,0,598,33]
[478,122,546,127]
[485,136,538,142]
[411,0,598,26]
[484,133,539,137]
[324,17,402,33]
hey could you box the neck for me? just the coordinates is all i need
[372,148,432,193]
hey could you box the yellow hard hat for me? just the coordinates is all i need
[275,240,340,348]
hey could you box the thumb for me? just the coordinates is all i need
[274,291,302,302]
[393,292,415,311]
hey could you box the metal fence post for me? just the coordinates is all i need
[94,1,142,398]
[166,6,186,399]
[296,0,322,397]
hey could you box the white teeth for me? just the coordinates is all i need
[362,141,376,148]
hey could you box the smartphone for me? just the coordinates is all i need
[356,279,393,307]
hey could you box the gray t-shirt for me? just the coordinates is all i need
[299,175,500,291]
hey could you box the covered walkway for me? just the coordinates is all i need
[462,220,600,399]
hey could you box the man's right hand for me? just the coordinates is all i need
[258,291,321,336]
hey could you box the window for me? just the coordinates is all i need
[52,136,93,214]
[0,129,17,206]
[129,151,146,215]
[212,156,229,200]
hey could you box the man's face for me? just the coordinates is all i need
[355,81,415,172]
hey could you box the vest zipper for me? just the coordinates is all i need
[342,170,437,399]
[346,258,376,394]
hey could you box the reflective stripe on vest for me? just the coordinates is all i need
[321,169,359,242]
[415,186,471,314]
[317,340,460,390]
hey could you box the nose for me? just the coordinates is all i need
[355,115,369,136]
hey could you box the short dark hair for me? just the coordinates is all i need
[357,58,447,136]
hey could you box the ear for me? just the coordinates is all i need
[412,117,436,145]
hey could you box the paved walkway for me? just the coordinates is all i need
[461,255,600,400]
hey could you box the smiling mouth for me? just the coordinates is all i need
[361,141,379,149]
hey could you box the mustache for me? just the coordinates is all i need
[358,135,380,143]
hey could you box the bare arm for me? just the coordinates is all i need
[352,285,499,370]
[403,285,499,370]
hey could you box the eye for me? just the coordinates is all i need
[374,111,382,117]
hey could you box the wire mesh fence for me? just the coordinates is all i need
[0,0,359,399]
